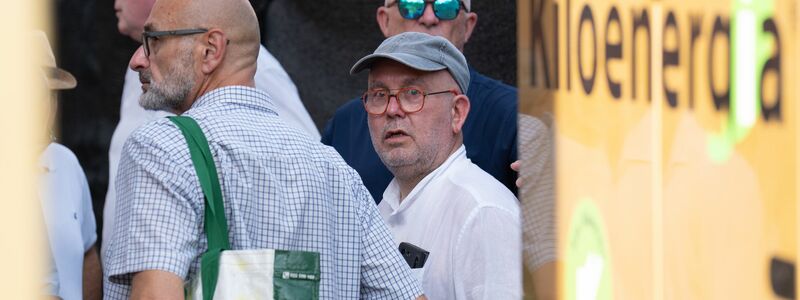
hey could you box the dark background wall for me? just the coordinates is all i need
[265,0,517,128]
[55,0,516,241]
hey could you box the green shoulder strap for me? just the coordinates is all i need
[169,116,229,300]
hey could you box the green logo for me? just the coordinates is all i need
[565,200,613,300]
[709,0,775,163]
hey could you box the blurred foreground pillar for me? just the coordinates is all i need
[0,0,48,299]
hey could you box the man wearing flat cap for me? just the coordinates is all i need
[352,31,521,299]
[103,0,424,298]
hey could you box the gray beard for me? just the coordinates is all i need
[139,53,195,111]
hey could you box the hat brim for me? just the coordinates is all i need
[350,53,447,75]
[46,67,77,90]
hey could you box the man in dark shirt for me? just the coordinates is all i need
[322,0,518,202]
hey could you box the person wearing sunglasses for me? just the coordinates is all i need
[322,0,521,203]
[322,2,556,298]
[102,0,426,299]
[352,32,522,299]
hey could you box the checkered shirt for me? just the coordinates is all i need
[518,114,556,270]
[103,86,422,299]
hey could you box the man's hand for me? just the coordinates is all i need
[130,270,184,300]
[510,160,522,188]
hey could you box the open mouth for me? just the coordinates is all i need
[384,129,409,141]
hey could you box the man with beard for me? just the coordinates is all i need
[352,32,521,299]
[322,2,556,297]
[104,0,319,255]
[102,0,423,298]
[322,0,521,202]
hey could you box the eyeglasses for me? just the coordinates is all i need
[141,28,208,57]
[362,86,458,115]
[387,0,468,21]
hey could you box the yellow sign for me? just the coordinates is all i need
[518,0,799,298]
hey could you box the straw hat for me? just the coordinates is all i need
[34,30,77,90]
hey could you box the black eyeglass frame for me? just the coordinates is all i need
[361,87,459,115]
[141,28,209,57]
[386,0,470,20]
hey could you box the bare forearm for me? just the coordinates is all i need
[82,245,102,300]
[131,270,184,300]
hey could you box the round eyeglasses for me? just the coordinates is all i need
[362,86,459,115]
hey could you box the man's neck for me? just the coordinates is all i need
[397,173,426,202]
[173,73,256,114]
[394,142,463,203]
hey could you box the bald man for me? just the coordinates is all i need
[104,0,320,257]
[102,0,424,298]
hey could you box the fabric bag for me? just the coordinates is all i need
[169,116,320,300]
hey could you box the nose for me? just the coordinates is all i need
[418,2,440,27]
[385,95,406,118]
[129,46,149,72]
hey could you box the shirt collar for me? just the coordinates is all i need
[188,85,277,116]
[382,145,467,214]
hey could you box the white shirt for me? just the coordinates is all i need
[378,146,522,300]
[40,143,97,300]
[103,46,319,253]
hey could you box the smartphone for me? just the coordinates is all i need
[398,242,429,269]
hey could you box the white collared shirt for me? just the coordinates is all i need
[39,143,97,300]
[378,145,522,300]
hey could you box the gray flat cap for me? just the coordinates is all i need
[350,32,470,94]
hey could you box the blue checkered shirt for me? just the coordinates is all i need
[103,86,422,299]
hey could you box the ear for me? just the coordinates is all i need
[376,6,391,38]
[451,94,470,134]
[199,29,227,75]
[462,12,478,44]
